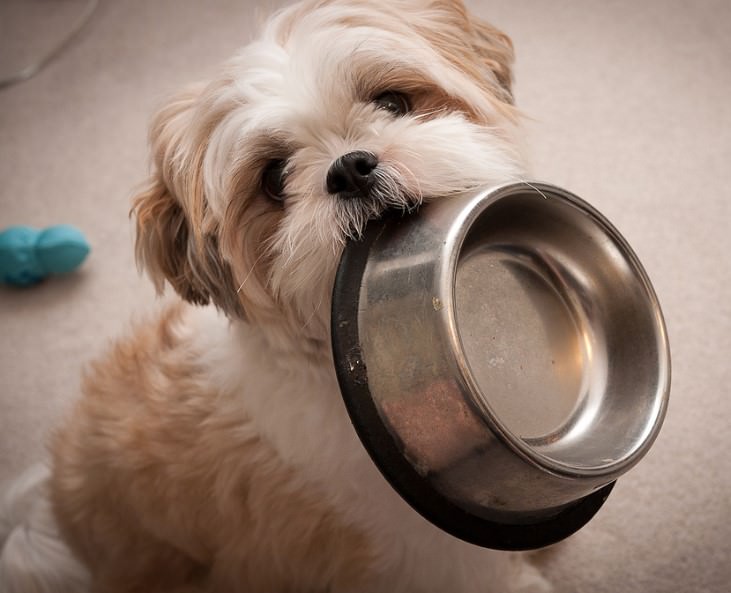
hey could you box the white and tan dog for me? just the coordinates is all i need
[0,1,549,591]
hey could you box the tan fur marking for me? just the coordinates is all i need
[51,304,372,593]
[219,142,289,327]
[132,82,251,318]
[415,1,518,121]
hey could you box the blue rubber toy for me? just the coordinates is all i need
[0,225,90,286]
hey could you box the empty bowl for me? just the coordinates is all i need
[331,182,670,550]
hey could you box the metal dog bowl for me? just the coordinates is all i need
[331,182,670,550]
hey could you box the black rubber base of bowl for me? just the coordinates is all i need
[331,214,615,551]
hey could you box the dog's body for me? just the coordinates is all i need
[1,1,551,591]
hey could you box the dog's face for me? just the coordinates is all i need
[133,0,525,339]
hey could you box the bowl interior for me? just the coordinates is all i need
[454,190,668,474]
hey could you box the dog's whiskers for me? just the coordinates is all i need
[236,250,267,294]
[301,292,324,331]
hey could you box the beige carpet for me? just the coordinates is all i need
[1,1,729,591]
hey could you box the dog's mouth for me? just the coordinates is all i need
[333,167,423,241]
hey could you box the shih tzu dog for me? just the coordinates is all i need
[0,0,550,591]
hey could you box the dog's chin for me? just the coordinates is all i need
[333,177,421,242]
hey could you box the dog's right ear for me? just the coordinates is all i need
[131,87,242,313]
[131,87,205,305]
[132,173,212,307]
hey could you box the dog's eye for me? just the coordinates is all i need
[373,91,411,116]
[262,159,288,202]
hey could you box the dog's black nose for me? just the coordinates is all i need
[326,151,378,197]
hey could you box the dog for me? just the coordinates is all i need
[0,1,550,591]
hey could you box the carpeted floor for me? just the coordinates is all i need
[1,1,729,591]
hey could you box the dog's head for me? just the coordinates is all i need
[132,0,525,339]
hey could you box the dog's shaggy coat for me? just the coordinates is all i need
[1,1,549,591]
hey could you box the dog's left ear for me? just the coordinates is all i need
[421,0,515,104]
[462,9,514,101]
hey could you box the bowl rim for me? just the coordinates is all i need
[440,182,671,479]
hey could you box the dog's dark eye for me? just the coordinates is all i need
[262,159,288,202]
[373,91,411,116]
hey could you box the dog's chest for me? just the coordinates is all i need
[189,306,393,515]
[186,305,493,591]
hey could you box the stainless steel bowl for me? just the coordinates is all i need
[331,182,670,550]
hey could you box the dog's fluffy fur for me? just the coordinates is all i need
[1,1,550,591]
